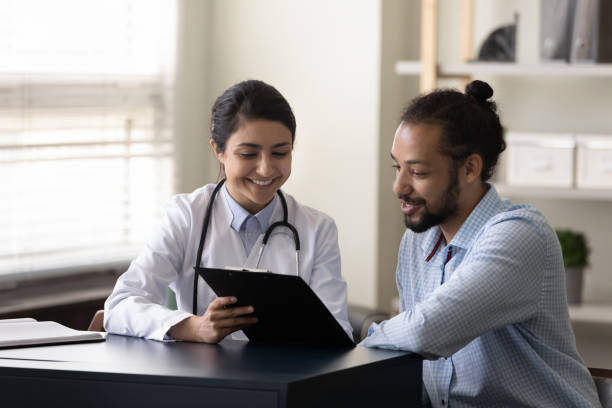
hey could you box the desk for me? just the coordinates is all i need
[0,334,422,407]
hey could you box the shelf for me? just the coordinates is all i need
[395,61,423,75]
[494,184,612,201]
[395,61,612,78]
[569,304,612,325]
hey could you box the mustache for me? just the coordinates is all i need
[398,195,426,206]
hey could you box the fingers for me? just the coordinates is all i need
[204,299,258,327]
[210,317,258,332]
[208,297,254,319]
[208,296,238,310]
[209,305,257,328]
[210,305,254,320]
[197,297,258,343]
[197,315,258,344]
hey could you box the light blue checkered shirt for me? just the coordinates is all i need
[360,186,601,407]
[222,185,276,255]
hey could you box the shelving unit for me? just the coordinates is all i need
[396,61,612,78]
[397,0,612,313]
[569,304,612,325]
[397,0,612,201]
[494,184,612,201]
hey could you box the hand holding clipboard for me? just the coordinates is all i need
[197,267,354,348]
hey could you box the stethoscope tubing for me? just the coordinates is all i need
[192,179,300,315]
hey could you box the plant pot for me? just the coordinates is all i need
[565,267,584,305]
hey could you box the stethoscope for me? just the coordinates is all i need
[192,179,300,314]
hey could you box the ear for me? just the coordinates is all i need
[209,139,224,161]
[463,153,483,183]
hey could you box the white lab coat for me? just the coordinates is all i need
[104,184,352,341]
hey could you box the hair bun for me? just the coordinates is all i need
[465,80,493,103]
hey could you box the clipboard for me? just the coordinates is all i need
[196,267,354,348]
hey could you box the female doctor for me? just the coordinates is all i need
[104,79,352,343]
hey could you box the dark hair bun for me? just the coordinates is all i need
[465,80,493,103]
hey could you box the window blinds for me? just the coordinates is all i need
[0,0,176,281]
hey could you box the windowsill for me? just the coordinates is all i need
[0,268,123,315]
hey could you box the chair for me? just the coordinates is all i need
[87,310,105,332]
[347,304,390,343]
[590,368,612,408]
[89,289,174,331]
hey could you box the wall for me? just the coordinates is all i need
[174,0,612,308]
[174,0,217,193]
[438,0,612,302]
[177,0,385,308]
[377,0,420,312]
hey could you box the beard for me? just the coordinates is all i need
[402,166,460,233]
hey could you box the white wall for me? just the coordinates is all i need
[174,0,217,194]
[438,0,612,302]
[377,0,420,311]
[178,0,384,307]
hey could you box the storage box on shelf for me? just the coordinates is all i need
[505,132,575,188]
[576,134,612,189]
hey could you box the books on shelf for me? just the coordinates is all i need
[0,318,106,349]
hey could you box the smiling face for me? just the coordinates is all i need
[391,122,460,233]
[211,119,293,214]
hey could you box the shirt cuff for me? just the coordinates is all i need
[149,311,192,341]
[358,321,400,350]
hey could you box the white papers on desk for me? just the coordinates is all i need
[0,318,37,324]
[0,319,106,349]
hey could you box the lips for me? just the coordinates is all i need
[401,199,424,216]
[250,178,273,186]
[247,177,280,191]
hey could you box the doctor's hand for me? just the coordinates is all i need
[168,296,258,344]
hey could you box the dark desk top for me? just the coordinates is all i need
[0,334,418,387]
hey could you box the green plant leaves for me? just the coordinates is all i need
[555,229,590,268]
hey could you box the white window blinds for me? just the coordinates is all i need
[0,0,176,281]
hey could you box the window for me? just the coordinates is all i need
[0,0,177,281]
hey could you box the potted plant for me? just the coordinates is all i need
[556,229,590,304]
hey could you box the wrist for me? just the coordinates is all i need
[168,316,196,341]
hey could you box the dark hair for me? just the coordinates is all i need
[400,80,506,182]
[210,79,296,153]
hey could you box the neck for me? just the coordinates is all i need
[440,183,488,244]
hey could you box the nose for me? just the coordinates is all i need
[256,153,274,177]
[393,169,412,197]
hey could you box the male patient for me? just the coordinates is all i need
[360,80,601,407]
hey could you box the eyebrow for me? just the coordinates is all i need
[390,153,427,165]
[237,142,291,149]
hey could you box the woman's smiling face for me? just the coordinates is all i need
[211,119,293,214]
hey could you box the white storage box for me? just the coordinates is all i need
[505,132,575,187]
[576,134,612,189]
